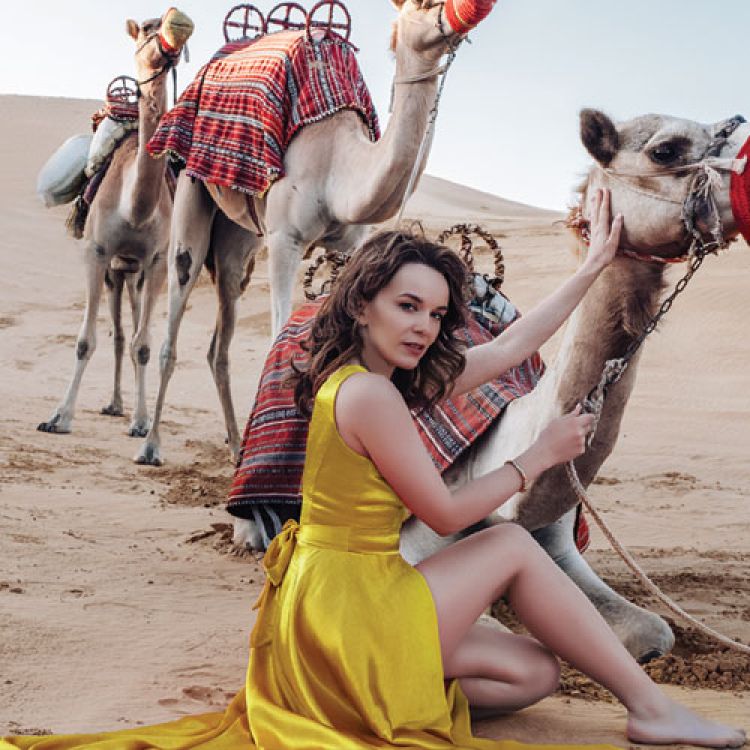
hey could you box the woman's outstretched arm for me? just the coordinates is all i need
[449,188,622,398]
[336,374,593,536]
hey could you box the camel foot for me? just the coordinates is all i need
[616,614,675,664]
[627,697,746,748]
[37,413,71,434]
[134,442,163,466]
[101,403,124,417]
[232,518,265,552]
[127,419,151,438]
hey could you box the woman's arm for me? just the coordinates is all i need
[449,189,622,398]
[337,374,593,536]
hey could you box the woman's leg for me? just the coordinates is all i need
[416,523,746,748]
[444,620,560,713]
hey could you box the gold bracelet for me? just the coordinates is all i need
[504,458,528,493]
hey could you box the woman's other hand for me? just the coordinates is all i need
[583,188,623,273]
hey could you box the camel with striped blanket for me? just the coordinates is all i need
[135,0,486,466]
[37,9,193,437]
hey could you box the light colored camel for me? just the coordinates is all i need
[37,9,193,437]
[135,0,475,466]
[401,109,749,661]
[233,109,748,662]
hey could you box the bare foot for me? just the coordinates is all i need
[627,696,746,748]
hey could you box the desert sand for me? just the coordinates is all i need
[1,94,749,744]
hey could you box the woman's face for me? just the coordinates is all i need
[357,262,449,377]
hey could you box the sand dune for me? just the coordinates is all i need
[1,95,749,743]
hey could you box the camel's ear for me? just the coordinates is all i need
[580,109,619,167]
[126,19,140,41]
[391,0,407,9]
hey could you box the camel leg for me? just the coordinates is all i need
[127,261,164,437]
[266,229,305,340]
[100,268,126,418]
[532,508,675,662]
[206,213,259,459]
[38,243,108,434]
[135,176,216,465]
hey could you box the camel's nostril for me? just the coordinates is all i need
[637,649,663,665]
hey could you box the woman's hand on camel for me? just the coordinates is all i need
[531,405,595,469]
[583,188,623,272]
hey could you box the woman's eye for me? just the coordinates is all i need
[399,302,416,311]
[431,312,444,321]
[650,143,677,164]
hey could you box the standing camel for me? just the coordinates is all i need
[234,109,749,662]
[135,0,494,466]
[37,9,193,437]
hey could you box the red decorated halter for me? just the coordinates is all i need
[444,0,497,35]
[730,134,750,244]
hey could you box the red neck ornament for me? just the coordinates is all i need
[730,135,750,244]
[158,33,179,55]
[445,0,497,34]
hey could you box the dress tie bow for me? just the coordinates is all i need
[250,519,299,648]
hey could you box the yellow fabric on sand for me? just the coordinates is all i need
[3,365,619,749]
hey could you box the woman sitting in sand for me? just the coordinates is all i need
[4,189,745,749]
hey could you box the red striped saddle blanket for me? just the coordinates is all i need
[226,298,551,537]
[148,30,379,196]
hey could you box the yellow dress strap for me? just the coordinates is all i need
[250,519,300,648]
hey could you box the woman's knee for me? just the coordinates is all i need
[483,522,537,557]
[508,638,560,706]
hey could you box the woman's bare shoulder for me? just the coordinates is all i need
[337,370,403,410]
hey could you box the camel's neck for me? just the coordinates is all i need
[511,256,667,529]
[556,258,665,468]
[126,69,169,224]
[334,43,443,225]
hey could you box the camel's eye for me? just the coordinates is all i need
[649,143,678,165]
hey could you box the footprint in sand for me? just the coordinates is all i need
[158,685,234,711]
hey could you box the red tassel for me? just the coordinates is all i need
[730,136,750,244]
[445,0,497,34]
[158,33,179,55]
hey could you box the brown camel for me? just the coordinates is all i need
[37,9,193,437]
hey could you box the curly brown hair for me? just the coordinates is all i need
[294,230,469,417]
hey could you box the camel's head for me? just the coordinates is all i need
[579,109,749,258]
[126,8,194,75]
[390,0,495,60]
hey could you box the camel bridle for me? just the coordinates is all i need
[134,30,185,104]
[587,115,748,263]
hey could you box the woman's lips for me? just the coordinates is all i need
[403,342,425,355]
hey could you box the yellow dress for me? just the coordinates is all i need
[3,366,614,750]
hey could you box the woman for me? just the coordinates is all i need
[4,190,744,749]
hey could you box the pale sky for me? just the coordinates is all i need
[2,1,748,210]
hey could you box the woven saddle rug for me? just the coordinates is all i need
[227,298,549,547]
[147,30,380,197]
